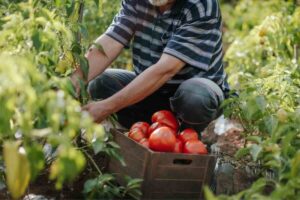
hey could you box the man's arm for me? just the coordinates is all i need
[72,0,137,93]
[71,34,124,89]
[83,54,186,123]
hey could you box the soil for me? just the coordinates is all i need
[0,154,108,200]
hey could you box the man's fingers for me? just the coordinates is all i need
[81,101,107,123]
[82,105,97,122]
[95,116,105,124]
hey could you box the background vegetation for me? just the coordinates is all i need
[0,0,299,199]
[208,1,300,199]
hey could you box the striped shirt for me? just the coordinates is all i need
[105,0,230,95]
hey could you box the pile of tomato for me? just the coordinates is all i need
[127,110,208,154]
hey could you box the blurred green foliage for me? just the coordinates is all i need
[220,0,297,48]
[206,1,300,200]
[0,0,141,199]
[83,0,132,69]
[0,0,299,199]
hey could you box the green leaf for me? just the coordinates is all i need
[66,0,76,17]
[26,144,45,181]
[106,149,126,167]
[107,141,120,149]
[235,147,251,159]
[79,24,88,39]
[79,57,89,80]
[264,116,278,134]
[126,178,143,188]
[55,0,62,7]
[291,151,300,177]
[250,144,262,161]
[247,178,266,193]
[255,95,266,112]
[83,178,98,194]
[94,0,99,7]
[65,78,77,98]
[99,174,114,183]
[71,42,82,55]
[3,141,31,199]
[92,139,106,155]
[91,42,106,56]
[79,78,89,104]
[49,146,86,189]
[246,136,262,144]
[204,186,218,200]
[264,160,281,169]
[126,178,143,192]
[32,31,41,50]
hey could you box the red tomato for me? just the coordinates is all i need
[128,128,146,142]
[151,110,179,131]
[130,122,150,135]
[148,122,177,138]
[139,138,149,148]
[173,139,183,153]
[149,127,176,152]
[147,122,165,137]
[183,140,208,154]
[178,128,198,144]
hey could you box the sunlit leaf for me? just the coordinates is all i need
[92,139,106,154]
[204,186,218,200]
[235,147,251,159]
[250,144,262,161]
[264,116,278,134]
[50,146,86,189]
[291,151,300,177]
[3,141,31,200]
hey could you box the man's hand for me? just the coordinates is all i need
[82,100,116,123]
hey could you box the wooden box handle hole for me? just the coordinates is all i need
[173,159,192,165]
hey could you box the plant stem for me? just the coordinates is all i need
[76,1,85,43]
[83,149,102,175]
[294,44,299,62]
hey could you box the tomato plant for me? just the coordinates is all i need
[206,1,300,199]
[0,0,141,199]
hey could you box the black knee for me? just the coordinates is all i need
[170,78,224,126]
[88,72,118,100]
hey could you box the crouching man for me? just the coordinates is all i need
[71,0,230,132]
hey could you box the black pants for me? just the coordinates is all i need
[88,69,224,133]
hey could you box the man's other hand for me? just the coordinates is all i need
[82,100,115,123]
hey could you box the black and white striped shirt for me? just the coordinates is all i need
[105,0,230,95]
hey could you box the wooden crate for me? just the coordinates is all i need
[108,129,216,200]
